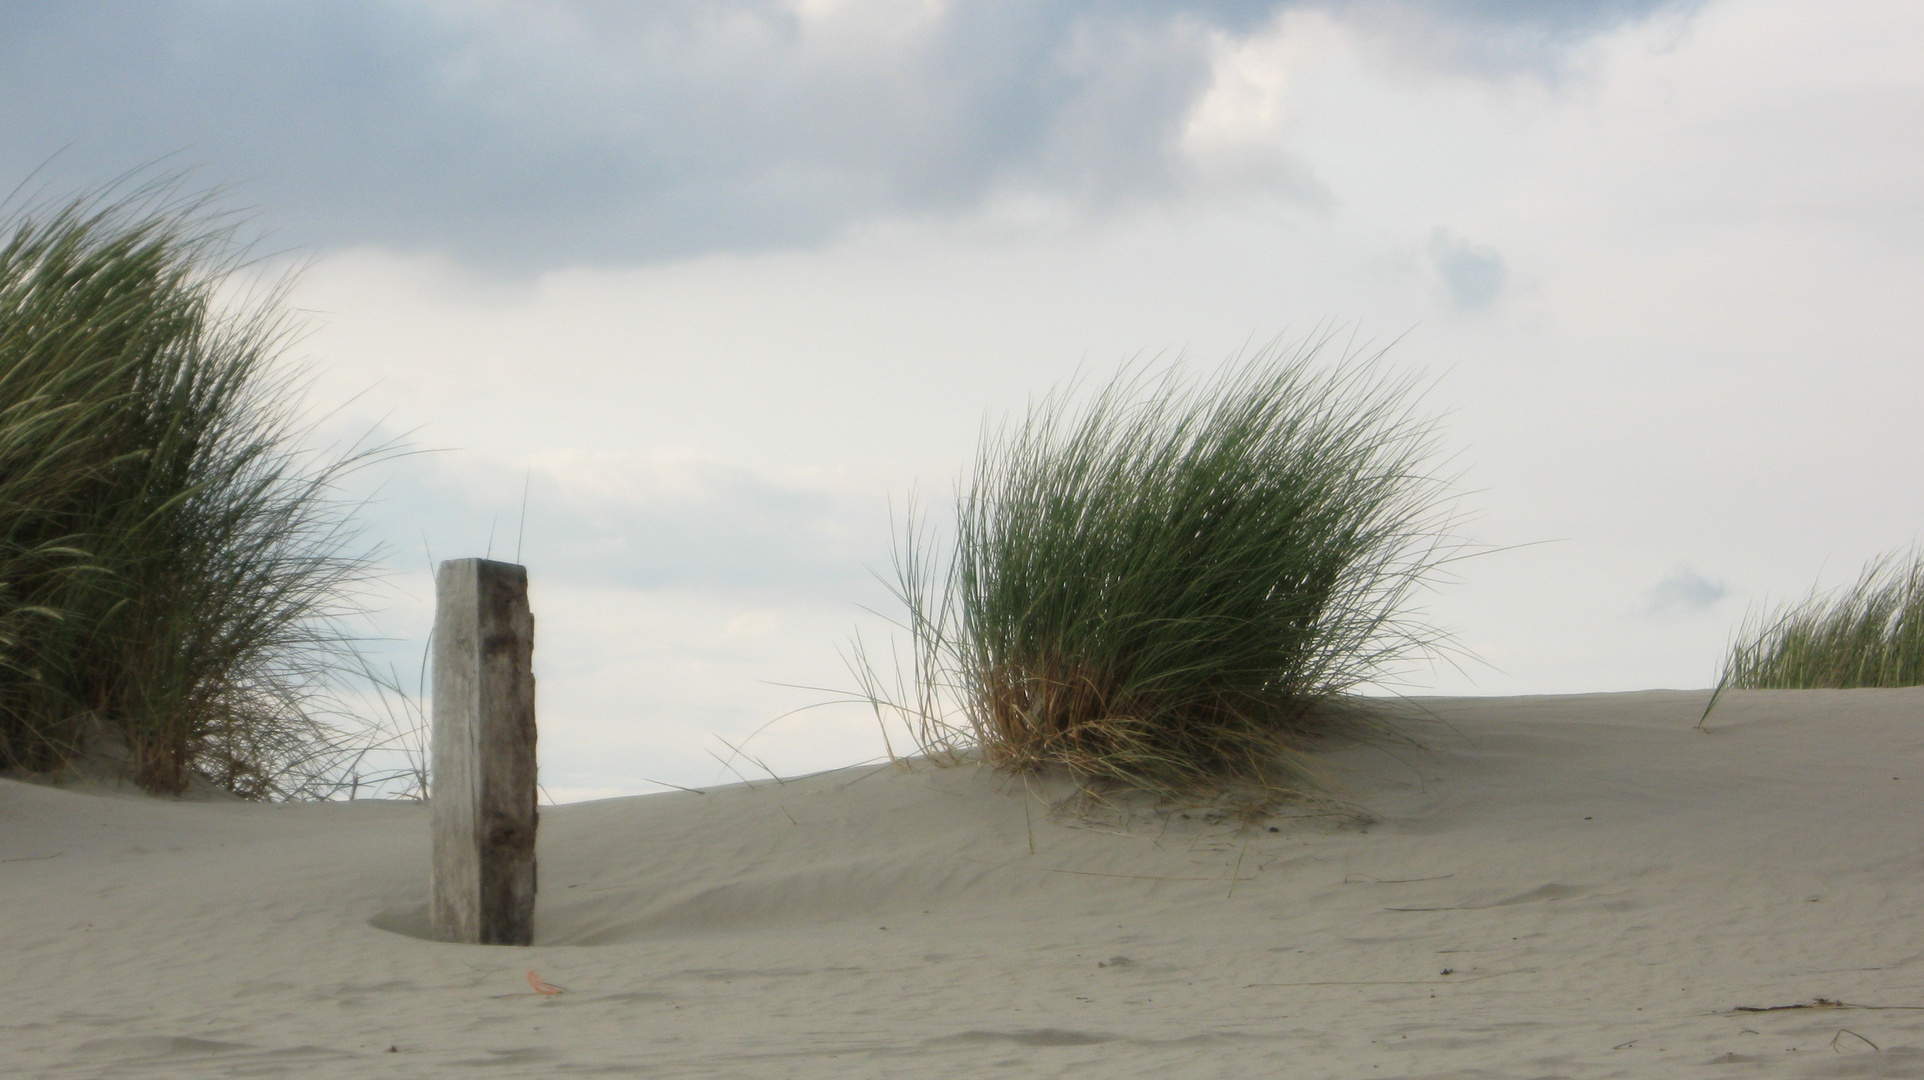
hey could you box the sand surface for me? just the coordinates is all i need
[4,689,1923,1078]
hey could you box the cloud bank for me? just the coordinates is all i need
[357,447,884,594]
[2,0,1691,271]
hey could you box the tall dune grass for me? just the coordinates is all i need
[855,338,1459,797]
[1718,548,1924,691]
[0,185,389,798]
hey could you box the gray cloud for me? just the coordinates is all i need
[1645,567,1728,616]
[1429,229,1508,311]
[1335,0,1704,76]
[2,0,1691,271]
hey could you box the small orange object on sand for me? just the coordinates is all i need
[526,971,565,996]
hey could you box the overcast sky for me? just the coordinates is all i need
[7,0,1920,799]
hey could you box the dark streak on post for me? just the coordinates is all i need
[431,558,538,946]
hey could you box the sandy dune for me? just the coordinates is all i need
[5,688,1923,1078]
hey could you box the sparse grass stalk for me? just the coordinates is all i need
[1719,549,1924,691]
[856,336,1458,798]
[0,183,391,797]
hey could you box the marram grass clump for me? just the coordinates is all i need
[1718,548,1924,691]
[0,184,389,798]
[856,338,1460,798]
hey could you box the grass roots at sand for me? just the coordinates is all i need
[1719,548,1924,691]
[0,183,391,797]
[857,337,1459,797]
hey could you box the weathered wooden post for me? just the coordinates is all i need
[430,558,538,945]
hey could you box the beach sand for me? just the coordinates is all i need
[4,688,1922,1078]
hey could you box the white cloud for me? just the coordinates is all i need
[351,444,888,592]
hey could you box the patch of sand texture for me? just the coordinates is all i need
[5,688,1924,1078]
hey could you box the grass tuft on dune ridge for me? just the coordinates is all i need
[854,336,1461,799]
[1719,548,1924,692]
[0,180,395,798]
